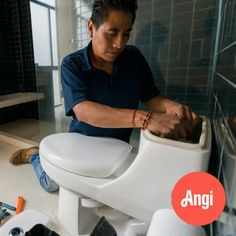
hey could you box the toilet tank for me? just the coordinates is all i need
[101,116,212,223]
[139,115,212,172]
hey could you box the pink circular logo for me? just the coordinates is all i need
[172,172,226,226]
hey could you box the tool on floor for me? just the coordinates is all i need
[0,207,12,226]
[0,208,11,224]
[0,201,16,211]
[0,208,7,222]
[15,196,24,215]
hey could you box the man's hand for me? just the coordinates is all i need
[166,103,192,120]
[147,113,193,140]
[147,96,202,131]
[165,102,202,130]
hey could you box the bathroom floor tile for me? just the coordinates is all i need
[0,141,69,235]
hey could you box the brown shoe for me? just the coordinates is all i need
[9,146,39,165]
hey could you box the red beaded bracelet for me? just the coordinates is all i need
[142,112,152,130]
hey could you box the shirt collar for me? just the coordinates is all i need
[82,41,122,72]
[82,41,92,71]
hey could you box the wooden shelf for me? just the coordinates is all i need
[0,92,44,109]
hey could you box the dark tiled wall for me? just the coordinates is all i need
[0,0,38,124]
[130,0,236,233]
[211,0,236,234]
[133,0,218,115]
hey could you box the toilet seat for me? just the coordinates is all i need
[40,132,132,178]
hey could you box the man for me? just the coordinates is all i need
[10,0,200,192]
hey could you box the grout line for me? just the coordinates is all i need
[217,40,236,55]
[212,92,236,150]
[213,92,228,124]
[219,0,228,50]
[149,0,154,62]
[165,0,174,95]
[184,0,196,103]
[228,2,235,44]
[217,122,226,179]
[215,71,236,88]
[207,0,224,114]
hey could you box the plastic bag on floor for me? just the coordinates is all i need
[91,216,117,236]
[24,224,60,236]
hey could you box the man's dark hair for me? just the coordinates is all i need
[91,0,138,28]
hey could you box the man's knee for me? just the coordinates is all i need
[39,173,59,192]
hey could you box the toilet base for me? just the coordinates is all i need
[58,187,149,236]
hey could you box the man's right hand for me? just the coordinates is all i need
[147,113,193,140]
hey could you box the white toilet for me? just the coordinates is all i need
[40,116,212,236]
[147,209,207,236]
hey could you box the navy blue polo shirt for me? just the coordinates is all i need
[61,42,160,142]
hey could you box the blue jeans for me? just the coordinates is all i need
[29,152,59,192]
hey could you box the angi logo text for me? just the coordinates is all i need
[181,190,213,210]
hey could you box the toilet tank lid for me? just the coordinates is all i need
[40,133,132,178]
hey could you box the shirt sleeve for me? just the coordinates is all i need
[61,57,88,116]
[134,47,161,103]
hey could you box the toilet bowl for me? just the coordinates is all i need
[40,116,212,236]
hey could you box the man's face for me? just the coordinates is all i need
[88,10,133,63]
